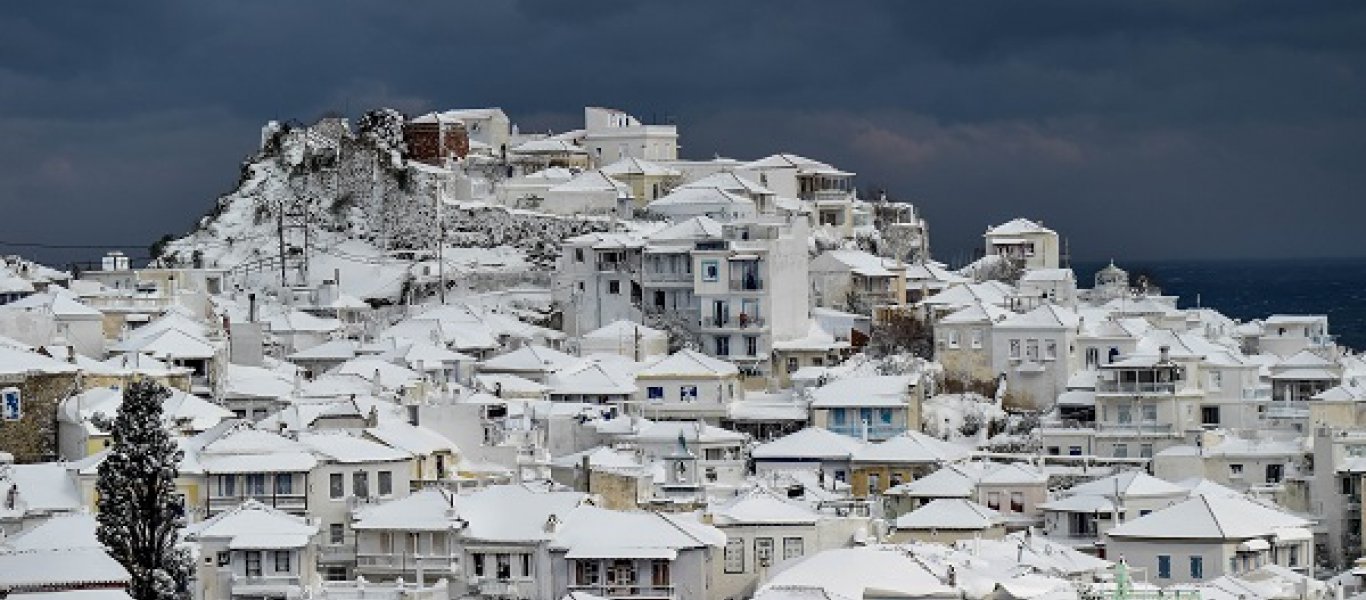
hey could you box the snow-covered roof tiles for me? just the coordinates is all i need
[365,422,460,456]
[1106,494,1309,540]
[0,345,79,376]
[851,431,971,464]
[809,375,916,408]
[815,249,896,277]
[752,427,867,461]
[758,546,950,600]
[480,344,582,373]
[743,153,852,177]
[646,215,724,242]
[635,348,737,379]
[583,320,666,341]
[1064,470,1187,499]
[353,488,460,531]
[986,218,1055,237]
[111,327,216,360]
[0,463,82,517]
[186,499,317,544]
[996,304,1081,330]
[296,431,411,464]
[895,498,1003,530]
[600,156,681,177]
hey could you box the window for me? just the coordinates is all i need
[1010,492,1024,513]
[1117,405,1132,424]
[378,471,393,496]
[1069,446,1083,456]
[608,280,621,294]
[575,559,599,585]
[353,471,369,498]
[746,336,759,357]
[575,248,584,262]
[245,473,266,496]
[1189,556,1203,579]
[521,554,532,578]
[1208,371,1222,390]
[786,357,799,372]
[1140,443,1154,458]
[329,474,344,499]
[971,330,983,349]
[1267,463,1284,484]
[680,385,698,402]
[647,386,664,402]
[1047,446,1060,456]
[947,330,959,348]
[701,260,720,282]
[1045,340,1057,360]
[987,492,1001,511]
[1086,347,1100,367]
[245,551,262,577]
[1009,339,1021,359]
[755,538,775,567]
[651,560,671,586]
[1113,444,1129,458]
[1142,403,1157,422]
[783,537,804,560]
[715,335,730,356]
[330,523,344,544]
[325,567,347,582]
[880,408,894,425]
[1157,555,1171,579]
[274,550,291,572]
[1026,339,1039,361]
[275,473,293,495]
[496,553,512,580]
[217,551,230,566]
[218,475,236,497]
[1230,464,1244,477]
[1201,405,1220,426]
[724,538,745,573]
[831,409,846,426]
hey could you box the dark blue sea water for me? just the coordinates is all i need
[1073,258,1366,353]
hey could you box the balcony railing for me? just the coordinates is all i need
[730,276,763,291]
[207,493,306,515]
[232,574,303,589]
[828,423,905,441]
[596,261,636,273]
[1098,422,1174,434]
[642,270,692,284]
[1095,381,1177,395]
[568,584,675,599]
[700,316,766,329]
[357,553,458,571]
[477,579,539,598]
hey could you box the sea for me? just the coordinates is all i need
[1073,258,1366,353]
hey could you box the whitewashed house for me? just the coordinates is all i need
[634,349,742,423]
[185,499,319,600]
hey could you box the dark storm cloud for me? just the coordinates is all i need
[2,1,1364,265]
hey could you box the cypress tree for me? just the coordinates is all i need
[94,378,192,600]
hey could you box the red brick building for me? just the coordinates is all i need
[403,114,470,165]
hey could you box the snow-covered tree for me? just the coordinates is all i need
[94,378,192,600]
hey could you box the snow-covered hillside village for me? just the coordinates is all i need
[2,105,1365,600]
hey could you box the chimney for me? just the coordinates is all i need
[248,293,258,323]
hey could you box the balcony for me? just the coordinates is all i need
[827,423,905,441]
[207,493,306,516]
[642,270,692,285]
[357,553,459,572]
[700,315,766,330]
[1095,381,1177,395]
[568,584,675,599]
[596,261,636,273]
[1096,422,1174,435]
[477,579,539,598]
[730,276,763,291]
[232,574,303,594]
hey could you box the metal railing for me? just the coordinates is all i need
[730,276,763,291]
[1096,381,1177,394]
[567,584,675,599]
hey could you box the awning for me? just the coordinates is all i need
[1238,538,1271,552]
[1273,527,1313,542]
[563,546,678,560]
[230,533,313,549]
[201,452,318,473]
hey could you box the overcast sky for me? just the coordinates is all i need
[3,1,1364,266]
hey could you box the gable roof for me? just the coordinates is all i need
[986,218,1054,237]
[852,431,972,464]
[636,348,737,378]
